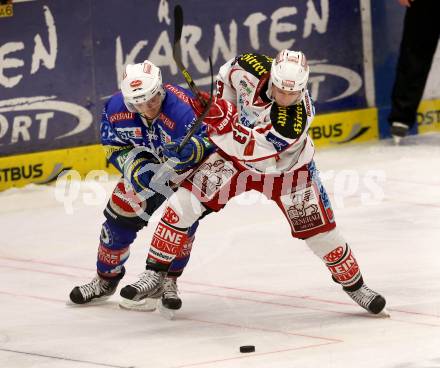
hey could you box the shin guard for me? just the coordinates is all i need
[305,228,362,288]
[97,220,134,278]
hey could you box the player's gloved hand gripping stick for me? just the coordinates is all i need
[148,5,214,192]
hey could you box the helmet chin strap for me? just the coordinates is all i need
[266,78,274,102]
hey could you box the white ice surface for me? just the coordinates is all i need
[1,134,440,368]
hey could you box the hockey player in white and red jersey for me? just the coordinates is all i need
[120,50,387,316]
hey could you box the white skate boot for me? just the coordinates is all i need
[158,277,182,320]
[69,274,122,305]
[345,284,388,316]
[162,278,182,309]
[119,270,166,311]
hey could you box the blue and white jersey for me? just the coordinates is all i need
[101,84,209,172]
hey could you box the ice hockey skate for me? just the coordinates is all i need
[69,270,124,305]
[161,277,182,310]
[345,283,389,316]
[119,270,166,311]
[157,277,182,320]
[390,121,409,144]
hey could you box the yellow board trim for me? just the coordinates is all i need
[417,99,440,134]
[0,107,380,191]
[0,144,118,191]
[312,107,378,147]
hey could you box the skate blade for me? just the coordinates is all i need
[119,297,158,312]
[392,135,402,145]
[158,302,176,320]
[377,308,391,318]
[66,295,111,307]
[367,307,390,318]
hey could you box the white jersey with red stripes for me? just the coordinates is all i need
[212,53,315,174]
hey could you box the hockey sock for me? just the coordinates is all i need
[97,220,136,277]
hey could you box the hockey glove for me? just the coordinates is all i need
[190,91,237,135]
[127,157,159,194]
[163,135,210,172]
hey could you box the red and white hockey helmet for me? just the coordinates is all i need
[269,49,309,98]
[120,60,165,112]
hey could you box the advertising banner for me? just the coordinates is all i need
[1,0,373,157]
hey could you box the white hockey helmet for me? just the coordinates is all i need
[120,60,165,112]
[269,49,309,100]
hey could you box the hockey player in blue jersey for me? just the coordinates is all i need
[69,60,234,311]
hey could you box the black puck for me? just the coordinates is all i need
[239,345,255,353]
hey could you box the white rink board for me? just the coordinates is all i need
[423,39,440,100]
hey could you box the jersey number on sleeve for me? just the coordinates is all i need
[216,80,224,98]
[232,124,249,144]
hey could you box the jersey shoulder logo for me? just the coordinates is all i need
[237,53,272,78]
[164,84,191,104]
[159,112,176,130]
[270,102,307,139]
[108,112,135,124]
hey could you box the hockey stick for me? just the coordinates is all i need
[148,70,213,192]
[176,58,213,152]
[173,4,208,107]
[133,6,214,201]
[173,4,214,152]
